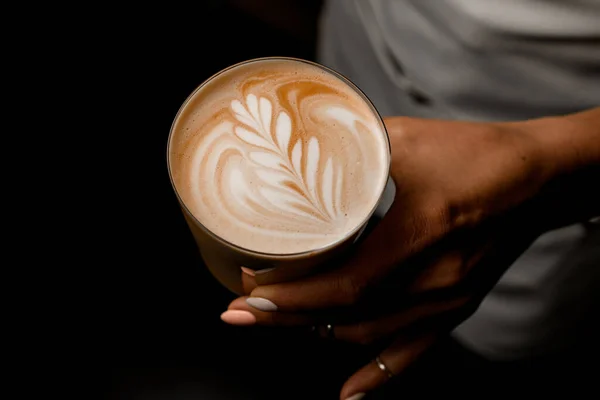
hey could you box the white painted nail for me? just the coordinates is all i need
[246,297,278,312]
[254,267,275,275]
[345,393,365,400]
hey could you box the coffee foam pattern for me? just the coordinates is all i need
[169,60,388,254]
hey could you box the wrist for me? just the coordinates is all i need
[519,109,600,183]
[511,117,566,194]
[509,110,600,229]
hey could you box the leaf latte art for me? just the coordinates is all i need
[169,60,389,254]
[230,94,343,223]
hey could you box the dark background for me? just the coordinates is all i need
[88,2,370,399]
[60,1,596,398]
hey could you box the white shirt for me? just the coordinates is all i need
[318,0,600,360]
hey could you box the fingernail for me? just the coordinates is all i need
[345,394,366,400]
[254,267,275,275]
[240,266,255,276]
[220,310,257,326]
[246,297,278,312]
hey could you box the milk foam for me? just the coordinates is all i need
[169,59,389,254]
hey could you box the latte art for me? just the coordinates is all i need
[169,59,389,254]
[228,94,344,223]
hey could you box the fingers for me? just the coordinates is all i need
[406,247,479,294]
[333,297,467,345]
[340,333,436,400]
[246,202,432,312]
[245,239,466,314]
[225,290,466,349]
[247,270,363,312]
[224,296,317,327]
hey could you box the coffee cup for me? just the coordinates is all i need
[167,57,392,294]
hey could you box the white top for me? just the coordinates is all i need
[318,0,600,360]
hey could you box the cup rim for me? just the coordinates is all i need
[166,56,391,259]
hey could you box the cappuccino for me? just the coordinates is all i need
[169,58,389,255]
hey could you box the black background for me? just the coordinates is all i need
[76,2,372,399]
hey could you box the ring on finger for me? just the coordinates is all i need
[375,355,394,379]
[310,324,336,339]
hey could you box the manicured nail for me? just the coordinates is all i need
[345,394,365,400]
[220,310,257,326]
[240,266,255,276]
[246,297,278,312]
[254,267,275,275]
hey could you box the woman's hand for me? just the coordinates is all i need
[227,211,540,399]
[221,110,600,400]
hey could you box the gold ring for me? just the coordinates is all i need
[375,356,393,379]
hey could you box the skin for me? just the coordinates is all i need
[222,107,600,400]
